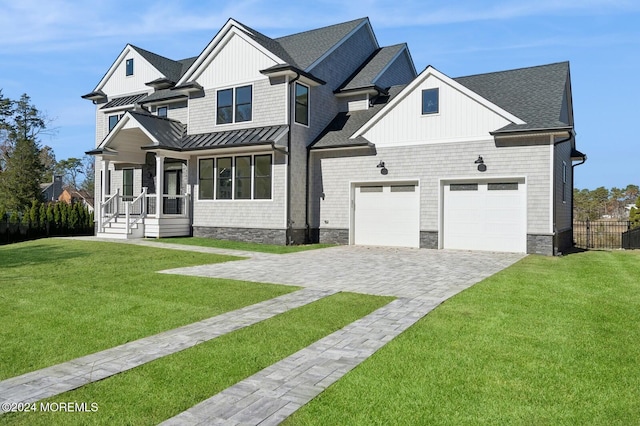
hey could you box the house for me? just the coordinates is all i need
[83,17,585,255]
[58,187,95,213]
[40,175,63,202]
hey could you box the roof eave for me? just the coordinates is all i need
[260,65,326,86]
[145,78,176,90]
[310,140,374,151]
[490,126,573,137]
[172,81,204,93]
[81,90,107,103]
[334,85,386,97]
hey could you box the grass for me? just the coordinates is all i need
[286,250,640,425]
[0,239,297,380]
[152,236,334,254]
[1,292,393,425]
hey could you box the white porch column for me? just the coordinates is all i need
[156,154,164,218]
[99,158,110,231]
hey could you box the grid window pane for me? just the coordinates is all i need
[216,157,232,199]
[217,89,233,124]
[198,159,214,199]
[126,59,133,76]
[422,88,439,114]
[295,83,309,125]
[123,169,134,199]
[157,107,167,117]
[254,155,272,199]
[235,86,252,122]
[235,156,251,199]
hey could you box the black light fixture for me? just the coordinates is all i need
[475,155,487,172]
[377,161,388,175]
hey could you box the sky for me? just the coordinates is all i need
[0,0,638,190]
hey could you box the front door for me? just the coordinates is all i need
[163,170,181,214]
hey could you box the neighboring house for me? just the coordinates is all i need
[83,17,585,255]
[40,175,63,202]
[58,187,95,213]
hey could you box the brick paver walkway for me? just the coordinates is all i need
[0,239,525,424]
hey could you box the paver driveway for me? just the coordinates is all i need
[162,245,525,299]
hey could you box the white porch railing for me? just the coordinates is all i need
[125,188,147,234]
[99,188,148,235]
[145,193,190,217]
[100,189,120,231]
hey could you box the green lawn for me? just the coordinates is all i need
[1,292,393,426]
[0,239,297,380]
[286,250,640,425]
[153,236,334,254]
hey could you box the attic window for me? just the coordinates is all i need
[422,88,439,115]
[157,106,167,117]
[126,59,134,76]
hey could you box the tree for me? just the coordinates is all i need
[0,93,49,213]
[39,145,57,182]
[80,155,95,198]
[56,157,83,188]
[631,198,640,229]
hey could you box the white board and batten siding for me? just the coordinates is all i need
[352,182,420,248]
[361,74,513,147]
[100,47,160,98]
[442,179,527,253]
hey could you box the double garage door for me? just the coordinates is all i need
[353,180,526,253]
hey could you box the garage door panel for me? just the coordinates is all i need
[354,184,419,248]
[443,181,526,253]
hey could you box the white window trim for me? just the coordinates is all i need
[215,83,254,126]
[294,82,310,127]
[196,153,273,202]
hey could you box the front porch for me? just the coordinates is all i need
[97,187,191,239]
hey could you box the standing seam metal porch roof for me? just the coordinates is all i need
[113,112,288,152]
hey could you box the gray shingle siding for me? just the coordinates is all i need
[374,51,416,90]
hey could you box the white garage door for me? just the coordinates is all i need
[443,180,526,253]
[354,183,419,248]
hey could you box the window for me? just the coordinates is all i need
[198,154,272,200]
[235,86,252,122]
[217,89,233,124]
[360,186,383,193]
[254,155,272,199]
[157,106,168,117]
[295,83,309,125]
[123,169,134,200]
[488,183,519,191]
[217,85,252,124]
[422,88,439,114]
[198,159,214,200]
[450,183,478,191]
[108,115,119,132]
[391,185,416,192]
[216,157,232,200]
[235,156,251,199]
[126,59,134,76]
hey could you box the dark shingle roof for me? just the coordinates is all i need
[139,89,187,104]
[100,93,148,109]
[275,18,369,70]
[130,45,185,83]
[311,85,405,149]
[338,44,406,92]
[454,61,572,133]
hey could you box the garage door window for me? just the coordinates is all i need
[360,186,383,193]
[488,183,518,190]
[391,185,415,192]
[450,183,478,191]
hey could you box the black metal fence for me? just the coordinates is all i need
[622,227,640,249]
[573,220,631,249]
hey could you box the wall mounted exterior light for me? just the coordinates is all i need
[475,155,486,172]
[377,161,388,175]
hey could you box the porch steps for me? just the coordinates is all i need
[97,219,144,239]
